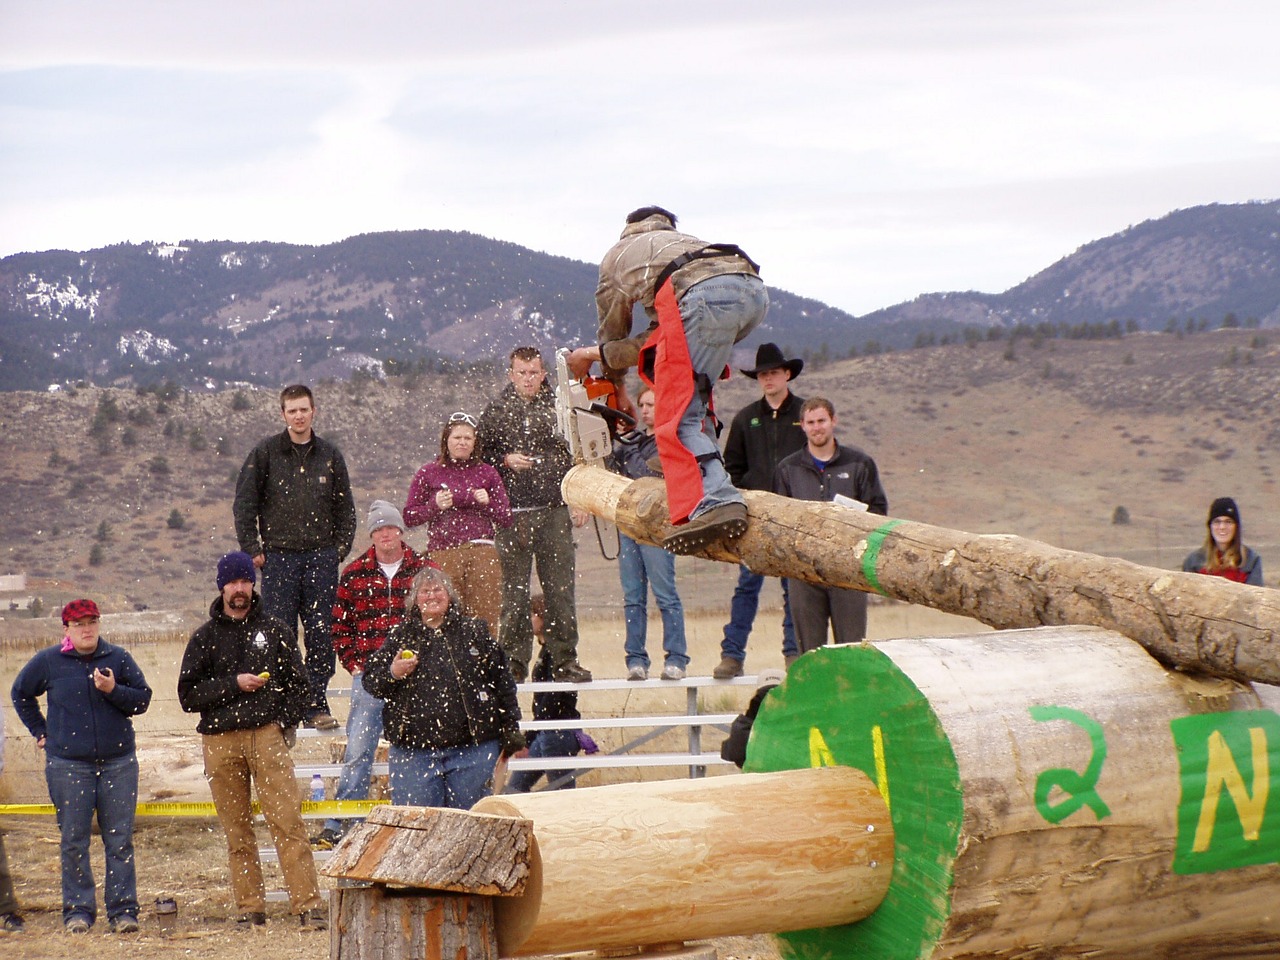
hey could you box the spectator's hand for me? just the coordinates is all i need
[566,346,599,380]
[505,453,536,472]
[281,725,297,749]
[237,672,267,692]
[252,553,266,569]
[472,488,490,506]
[92,666,116,694]
[391,651,418,679]
[570,508,589,528]
[509,747,530,760]
[36,735,46,751]
[435,487,454,509]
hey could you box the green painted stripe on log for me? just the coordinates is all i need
[745,645,961,960]
[862,519,904,596]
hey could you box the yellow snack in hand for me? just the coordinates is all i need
[257,672,270,680]
[400,650,416,659]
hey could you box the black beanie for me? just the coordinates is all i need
[1207,497,1241,527]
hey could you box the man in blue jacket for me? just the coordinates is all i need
[11,598,152,934]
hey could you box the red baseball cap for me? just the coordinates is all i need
[61,598,101,625]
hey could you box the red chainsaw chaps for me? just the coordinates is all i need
[638,282,702,525]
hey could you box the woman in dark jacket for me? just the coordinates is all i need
[362,566,524,808]
[1182,497,1263,585]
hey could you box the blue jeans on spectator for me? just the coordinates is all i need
[504,730,581,793]
[388,740,501,809]
[262,546,339,716]
[45,753,139,926]
[676,275,768,520]
[324,672,383,835]
[618,534,688,670]
[720,565,797,663]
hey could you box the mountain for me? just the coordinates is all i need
[1,200,1277,391]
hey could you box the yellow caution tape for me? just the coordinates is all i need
[0,799,389,817]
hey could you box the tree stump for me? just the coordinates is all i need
[331,885,498,960]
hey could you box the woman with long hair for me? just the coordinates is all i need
[404,412,512,638]
[361,566,524,808]
[1181,497,1263,585]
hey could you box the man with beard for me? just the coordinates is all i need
[177,551,327,931]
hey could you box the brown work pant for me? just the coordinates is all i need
[433,541,504,641]
[202,724,322,915]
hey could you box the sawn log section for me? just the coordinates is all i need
[563,466,1280,685]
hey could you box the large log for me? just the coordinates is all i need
[562,465,1280,684]
[747,628,1280,959]
[473,766,893,956]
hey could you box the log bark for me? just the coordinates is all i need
[320,805,531,896]
[562,465,1280,685]
[473,766,893,956]
[330,886,497,960]
[747,629,1280,959]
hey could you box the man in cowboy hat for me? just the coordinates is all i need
[713,343,807,678]
[567,206,768,554]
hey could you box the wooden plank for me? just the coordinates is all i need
[563,465,1280,685]
[320,805,531,896]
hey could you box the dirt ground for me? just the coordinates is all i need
[0,603,986,959]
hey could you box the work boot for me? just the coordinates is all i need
[552,660,593,683]
[662,502,748,555]
[304,711,340,731]
[235,912,267,929]
[660,664,686,681]
[713,656,744,680]
[626,664,647,681]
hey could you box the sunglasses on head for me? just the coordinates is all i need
[448,411,478,428]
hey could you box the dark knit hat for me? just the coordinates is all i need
[216,551,257,590]
[1207,497,1241,527]
[61,598,100,625]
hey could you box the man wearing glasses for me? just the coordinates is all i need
[478,347,593,683]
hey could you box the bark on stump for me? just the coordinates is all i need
[330,886,497,960]
[561,466,1280,685]
[748,627,1280,959]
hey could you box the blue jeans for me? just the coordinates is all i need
[721,565,797,662]
[618,534,688,670]
[262,547,339,715]
[504,730,581,793]
[677,275,768,519]
[388,740,501,809]
[324,672,384,834]
[45,753,139,925]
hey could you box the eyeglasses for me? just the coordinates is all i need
[448,411,478,428]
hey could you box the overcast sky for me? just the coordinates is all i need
[1,1,1276,316]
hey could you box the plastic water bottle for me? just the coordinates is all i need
[310,774,324,802]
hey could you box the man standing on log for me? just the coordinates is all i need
[567,206,768,555]
[233,384,357,731]
[478,347,593,683]
[775,398,888,652]
[177,551,328,931]
[713,343,807,679]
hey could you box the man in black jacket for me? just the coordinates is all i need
[775,398,888,653]
[478,347,592,683]
[713,344,807,678]
[233,384,356,729]
[177,552,327,931]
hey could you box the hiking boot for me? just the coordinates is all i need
[300,908,329,931]
[311,826,342,850]
[110,915,140,934]
[713,656,744,680]
[660,664,686,681]
[64,916,91,934]
[552,661,593,683]
[626,665,647,681]
[1,913,26,933]
[662,502,748,555]
[235,912,267,929]
[304,711,340,731]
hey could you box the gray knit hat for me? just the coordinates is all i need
[367,499,405,534]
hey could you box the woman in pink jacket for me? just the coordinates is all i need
[404,412,513,639]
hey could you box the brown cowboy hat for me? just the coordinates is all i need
[741,343,803,379]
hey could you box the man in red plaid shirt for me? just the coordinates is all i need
[313,501,431,848]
